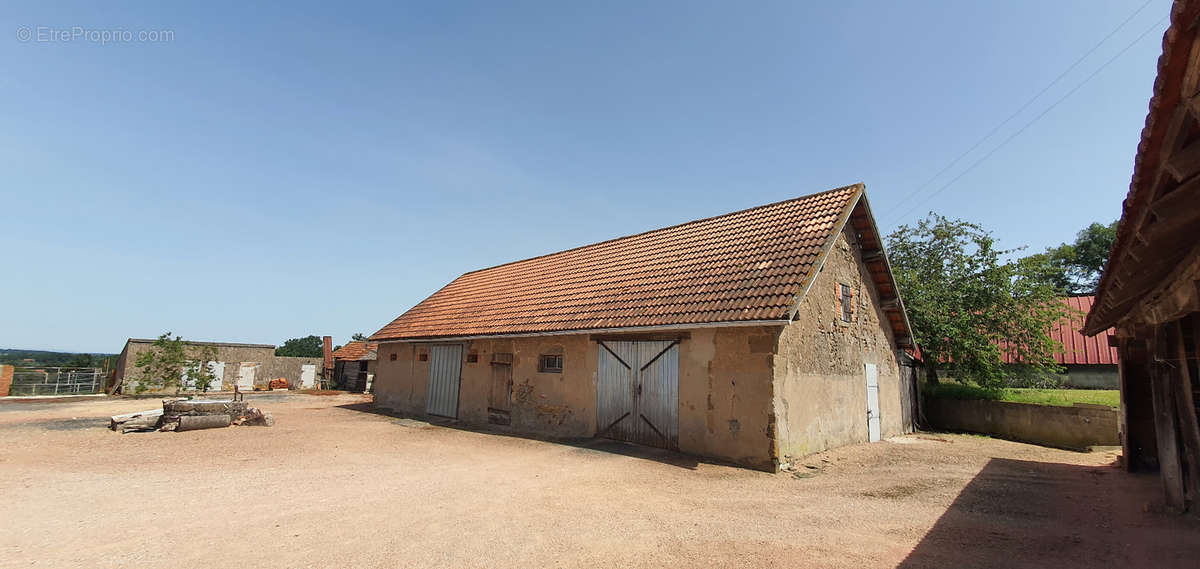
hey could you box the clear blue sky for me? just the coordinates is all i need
[1,1,1171,353]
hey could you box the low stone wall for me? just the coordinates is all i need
[925,398,1119,450]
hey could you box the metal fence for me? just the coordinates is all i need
[10,367,105,396]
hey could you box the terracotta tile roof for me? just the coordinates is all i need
[372,185,874,341]
[332,341,377,361]
[1003,296,1118,365]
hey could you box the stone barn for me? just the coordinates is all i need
[370,184,916,470]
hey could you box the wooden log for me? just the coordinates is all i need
[176,414,232,432]
[121,415,161,433]
[1150,330,1187,512]
[110,409,163,431]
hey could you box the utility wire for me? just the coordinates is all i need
[888,12,1169,225]
[885,0,1158,224]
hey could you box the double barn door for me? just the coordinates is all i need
[597,340,679,450]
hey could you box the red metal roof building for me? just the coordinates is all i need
[1001,296,1117,366]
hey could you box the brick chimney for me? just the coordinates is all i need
[322,336,333,377]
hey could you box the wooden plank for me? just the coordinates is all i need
[1164,140,1200,182]
[1171,319,1200,507]
[1150,329,1187,511]
[1117,338,1133,471]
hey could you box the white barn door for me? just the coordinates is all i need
[299,364,316,389]
[865,363,881,442]
[597,340,679,450]
[426,345,463,418]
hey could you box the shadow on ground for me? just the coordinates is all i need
[336,402,708,470]
[897,457,1200,569]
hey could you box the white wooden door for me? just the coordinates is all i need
[207,361,225,391]
[597,340,679,450]
[865,363,881,442]
[299,364,316,389]
[238,363,257,390]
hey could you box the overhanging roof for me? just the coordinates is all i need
[1086,0,1200,334]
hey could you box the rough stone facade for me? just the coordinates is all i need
[774,227,905,461]
[374,325,781,469]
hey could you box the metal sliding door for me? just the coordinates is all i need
[427,345,463,418]
[865,363,881,442]
[597,340,679,449]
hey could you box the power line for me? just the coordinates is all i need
[888,11,1169,225]
[884,0,1158,223]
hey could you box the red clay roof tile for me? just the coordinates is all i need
[372,185,863,340]
[332,341,377,361]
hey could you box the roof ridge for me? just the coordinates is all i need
[458,183,863,277]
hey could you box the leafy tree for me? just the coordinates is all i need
[133,333,221,394]
[351,333,368,341]
[65,353,95,368]
[1025,220,1117,294]
[275,335,323,357]
[887,214,1071,388]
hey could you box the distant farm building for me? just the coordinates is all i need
[111,339,322,393]
[369,184,918,471]
[332,341,377,392]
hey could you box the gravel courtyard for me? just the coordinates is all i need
[0,393,1196,568]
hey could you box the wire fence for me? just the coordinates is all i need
[10,367,106,396]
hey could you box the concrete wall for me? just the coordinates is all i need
[264,356,323,387]
[0,364,12,396]
[373,325,782,469]
[925,398,1119,450]
[1062,364,1119,389]
[116,341,317,393]
[774,227,906,462]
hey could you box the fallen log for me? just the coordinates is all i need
[110,409,163,431]
[121,415,162,433]
[177,414,232,431]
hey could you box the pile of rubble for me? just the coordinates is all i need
[111,399,274,433]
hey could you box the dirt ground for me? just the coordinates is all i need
[0,393,1196,569]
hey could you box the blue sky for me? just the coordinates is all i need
[1,1,1171,353]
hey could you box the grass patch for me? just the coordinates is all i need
[924,382,1119,408]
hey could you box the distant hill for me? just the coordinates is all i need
[0,349,118,368]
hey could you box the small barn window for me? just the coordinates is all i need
[467,353,479,363]
[389,353,397,361]
[839,283,854,322]
[418,352,428,362]
[539,354,563,373]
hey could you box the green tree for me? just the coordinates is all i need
[133,333,222,394]
[65,353,95,368]
[351,332,368,341]
[275,335,323,357]
[1025,220,1118,294]
[887,214,1070,388]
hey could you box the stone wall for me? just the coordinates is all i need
[774,227,907,461]
[925,398,1119,450]
[1063,364,1119,389]
[115,341,318,393]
